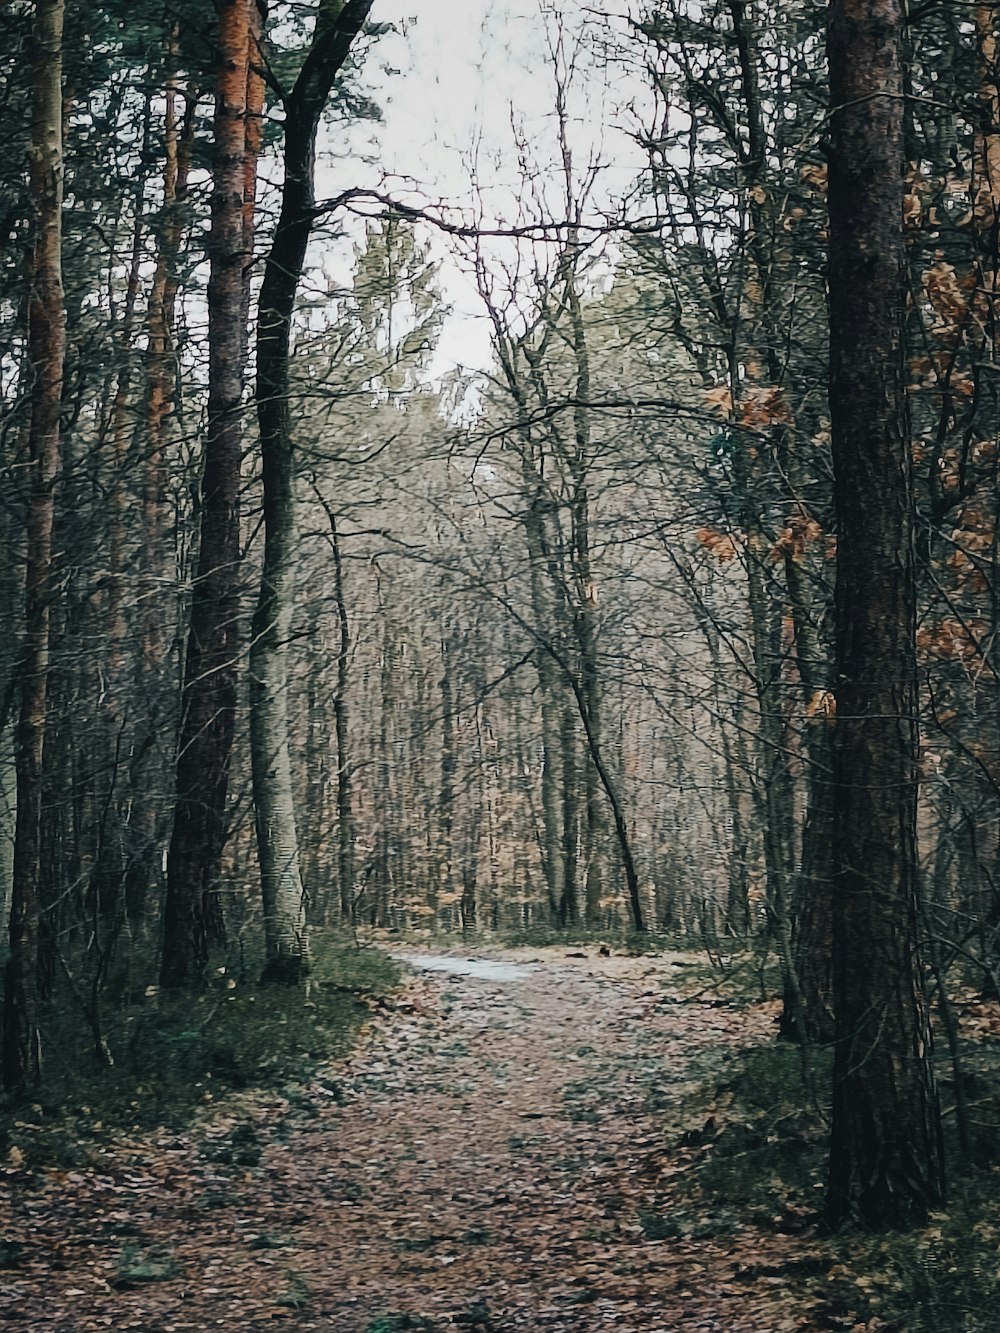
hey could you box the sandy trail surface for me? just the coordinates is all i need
[1,947,824,1331]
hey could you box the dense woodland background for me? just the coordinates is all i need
[2,0,999,1232]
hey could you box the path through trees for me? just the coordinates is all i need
[3,948,827,1332]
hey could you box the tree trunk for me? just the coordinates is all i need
[127,43,197,934]
[825,0,946,1227]
[251,0,374,983]
[106,135,147,682]
[3,0,66,1092]
[329,513,356,921]
[784,549,836,1041]
[559,702,580,926]
[519,471,567,917]
[565,666,646,933]
[161,0,260,988]
[562,255,605,928]
[144,39,195,677]
[438,632,456,918]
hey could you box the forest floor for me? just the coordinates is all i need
[0,944,931,1331]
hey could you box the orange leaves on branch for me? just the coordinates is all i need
[704,384,733,417]
[969,176,1000,230]
[703,383,792,429]
[934,446,963,493]
[799,162,828,193]
[738,385,792,428]
[916,617,988,663]
[953,525,993,555]
[924,261,969,333]
[947,508,995,592]
[908,356,943,389]
[695,527,738,561]
[771,515,823,564]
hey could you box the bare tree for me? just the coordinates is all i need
[251,0,374,983]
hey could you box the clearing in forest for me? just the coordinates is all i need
[2,947,835,1331]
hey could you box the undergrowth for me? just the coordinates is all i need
[670,982,1000,1332]
[823,1181,1000,1333]
[500,923,693,954]
[664,1041,830,1235]
[0,932,399,1168]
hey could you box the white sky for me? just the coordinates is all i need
[312,1,646,376]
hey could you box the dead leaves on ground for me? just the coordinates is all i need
[1,949,885,1331]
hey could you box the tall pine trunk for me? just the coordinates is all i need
[161,0,260,988]
[825,0,946,1227]
[3,0,66,1091]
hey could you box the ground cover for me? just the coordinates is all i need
[1,943,998,1330]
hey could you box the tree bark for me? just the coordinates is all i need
[564,280,605,927]
[825,0,946,1227]
[784,548,836,1042]
[128,45,198,933]
[145,41,196,676]
[161,0,260,988]
[251,0,374,982]
[3,0,66,1092]
[521,477,568,919]
[438,632,456,919]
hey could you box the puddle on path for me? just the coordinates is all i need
[396,953,532,983]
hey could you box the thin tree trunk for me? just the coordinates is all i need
[825,0,946,1227]
[250,0,373,982]
[783,549,836,1041]
[561,245,605,927]
[145,41,195,674]
[559,701,580,926]
[3,0,66,1092]
[106,121,148,681]
[527,506,567,919]
[127,46,197,934]
[329,513,355,921]
[552,654,645,933]
[372,615,396,926]
[438,632,456,917]
[571,484,605,931]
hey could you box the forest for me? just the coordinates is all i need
[2,0,1000,1328]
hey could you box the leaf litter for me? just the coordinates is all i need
[0,947,843,1331]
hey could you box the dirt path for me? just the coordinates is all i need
[1,949,824,1332]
